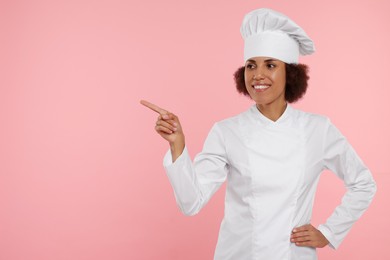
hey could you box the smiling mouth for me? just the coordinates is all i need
[253,84,270,90]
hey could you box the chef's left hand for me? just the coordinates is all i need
[290,224,329,248]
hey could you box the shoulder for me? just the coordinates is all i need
[290,106,331,128]
[214,107,252,129]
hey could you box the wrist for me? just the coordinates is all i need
[170,136,185,162]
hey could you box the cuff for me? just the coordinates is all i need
[317,224,337,249]
[163,146,189,168]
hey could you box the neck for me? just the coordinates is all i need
[256,102,287,122]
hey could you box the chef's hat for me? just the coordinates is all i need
[240,8,315,64]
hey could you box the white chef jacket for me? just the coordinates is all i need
[163,105,376,260]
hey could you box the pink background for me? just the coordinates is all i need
[1,0,389,259]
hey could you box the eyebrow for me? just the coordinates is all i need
[246,58,278,64]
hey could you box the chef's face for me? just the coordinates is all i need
[244,57,286,108]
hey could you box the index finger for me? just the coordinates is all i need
[140,100,168,115]
[292,224,311,233]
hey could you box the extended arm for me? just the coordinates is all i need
[141,100,228,216]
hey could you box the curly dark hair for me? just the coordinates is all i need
[233,63,310,103]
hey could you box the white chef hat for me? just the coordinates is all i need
[240,8,315,64]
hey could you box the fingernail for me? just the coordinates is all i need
[162,115,169,119]
[173,122,178,126]
[173,128,177,131]
[293,229,297,232]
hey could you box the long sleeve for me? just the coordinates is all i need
[317,119,377,249]
[163,123,229,216]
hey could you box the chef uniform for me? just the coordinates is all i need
[163,8,377,260]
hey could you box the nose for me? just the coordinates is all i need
[253,68,265,80]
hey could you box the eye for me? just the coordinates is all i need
[266,63,276,69]
[246,63,256,69]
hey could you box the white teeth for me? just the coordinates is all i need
[254,85,270,90]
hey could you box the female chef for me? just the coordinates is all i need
[140,8,376,260]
